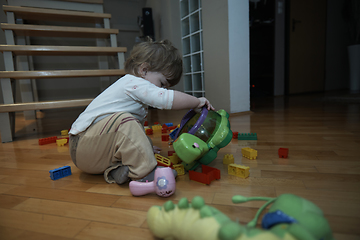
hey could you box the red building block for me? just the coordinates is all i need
[146,128,153,135]
[168,126,177,130]
[161,128,168,133]
[168,150,175,156]
[154,122,160,125]
[39,136,57,145]
[278,148,289,158]
[232,131,239,139]
[162,135,170,141]
[144,121,148,126]
[189,165,221,185]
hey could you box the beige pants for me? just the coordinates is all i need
[69,112,157,181]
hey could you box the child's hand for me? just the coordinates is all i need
[153,146,161,154]
[197,97,215,111]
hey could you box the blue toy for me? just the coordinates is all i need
[49,166,72,180]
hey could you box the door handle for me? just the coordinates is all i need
[292,19,302,32]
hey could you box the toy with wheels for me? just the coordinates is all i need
[147,194,335,240]
[173,106,232,170]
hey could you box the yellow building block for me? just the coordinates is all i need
[241,147,257,160]
[223,154,234,164]
[152,125,162,132]
[228,163,250,179]
[155,154,172,167]
[169,153,181,164]
[61,129,68,136]
[173,164,185,176]
[56,138,67,147]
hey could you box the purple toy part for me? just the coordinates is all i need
[174,109,196,139]
[174,106,209,139]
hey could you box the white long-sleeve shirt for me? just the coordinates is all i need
[69,74,174,135]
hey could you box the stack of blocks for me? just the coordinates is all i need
[168,152,183,175]
[155,153,184,176]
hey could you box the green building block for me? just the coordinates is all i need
[238,133,257,140]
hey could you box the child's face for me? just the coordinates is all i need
[143,72,171,89]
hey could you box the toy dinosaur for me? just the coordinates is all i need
[173,106,232,171]
[147,194,335,240]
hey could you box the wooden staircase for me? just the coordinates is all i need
[0,0,127,143]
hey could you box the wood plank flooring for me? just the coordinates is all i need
[0,92,359,239]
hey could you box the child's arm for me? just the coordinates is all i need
[172,91,214,110]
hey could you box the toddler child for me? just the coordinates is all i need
[69,39,214,184]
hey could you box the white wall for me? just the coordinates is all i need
[228,0,250,112]
[145,0,183,92]
[147,0,250,113]
[203,0,250,113]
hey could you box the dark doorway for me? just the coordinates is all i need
[249,0,275,98]
[286,0,327,94]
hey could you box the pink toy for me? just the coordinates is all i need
[129,167,176,197]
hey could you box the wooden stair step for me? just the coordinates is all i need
[3,5,110,23]
[62,0,103,4]
[0,98,93,113]
[0,69,126,79]
[1,23,118,38]
[0,45,127,56]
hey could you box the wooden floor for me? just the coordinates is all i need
[0,91,359,240]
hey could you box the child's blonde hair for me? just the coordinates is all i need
[125,39,183,87]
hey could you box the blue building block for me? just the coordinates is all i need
[238,133,257,140]
[165,123,173,127]
[49,166,72,180]
[169,128,179,140]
